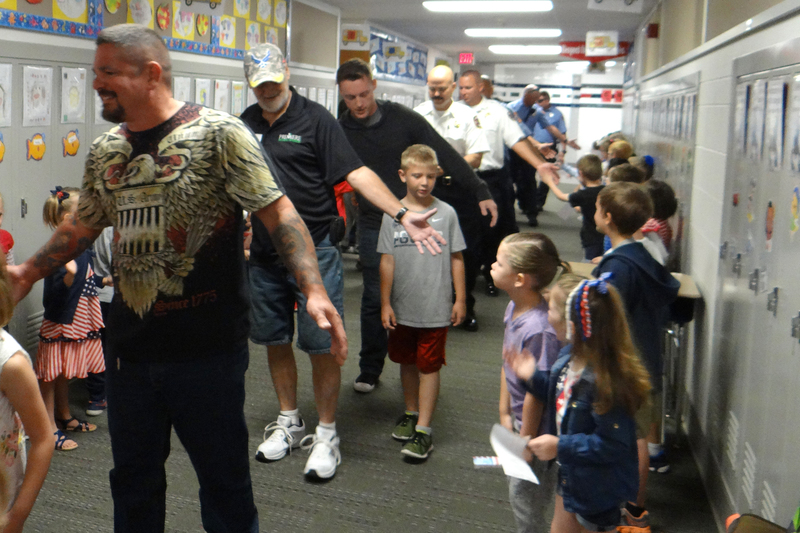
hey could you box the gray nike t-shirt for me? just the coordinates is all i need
[377,198,466,328]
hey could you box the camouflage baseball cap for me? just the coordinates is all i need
[244,44,286,87]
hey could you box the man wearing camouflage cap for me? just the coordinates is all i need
[241,44,443,480]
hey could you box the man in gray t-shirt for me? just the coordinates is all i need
[377,198,466,327]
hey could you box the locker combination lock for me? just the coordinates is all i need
[749,269,759,293]
[20,199,27,219]
[732,254,742,277]
[792,313,800,343]
[766,287,779,317]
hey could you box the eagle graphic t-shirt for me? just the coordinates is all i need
[79,104,284,362]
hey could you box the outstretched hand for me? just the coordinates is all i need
[479,199,499,227]
[402,209,446,255]
[538,163,560,188]
[305,291,348,365]
[6,265,34,304]
[566,139,581,150]
[537,142,556,159]
[503,345,536,381]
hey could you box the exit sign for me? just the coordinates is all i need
[459,52,474,65]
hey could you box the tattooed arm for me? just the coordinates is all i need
[8,216,101,303]
[254,195,348,364]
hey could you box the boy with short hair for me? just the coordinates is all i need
[592,182,680,529]
[378,144,467,460]
[608,163,645,184]
[540,154,605,260]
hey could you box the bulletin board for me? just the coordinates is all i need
[0,0,286,59]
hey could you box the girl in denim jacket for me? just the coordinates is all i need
[508,273,651,532]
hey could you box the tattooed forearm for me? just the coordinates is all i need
[30,220,94,279]
[270,211,324,292]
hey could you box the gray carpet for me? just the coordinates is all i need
[25,201,719,532]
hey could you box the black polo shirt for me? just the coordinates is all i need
[241,87,363,265]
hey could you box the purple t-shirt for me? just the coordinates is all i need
[503,300,561,432]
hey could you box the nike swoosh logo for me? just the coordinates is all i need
[431,218,442,222]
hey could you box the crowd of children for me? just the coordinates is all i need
[0,131,682,531]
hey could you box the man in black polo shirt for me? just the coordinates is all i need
[336,58,499,396]
[241,44,443,481]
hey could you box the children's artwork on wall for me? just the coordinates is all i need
[256,0,270,24]
[53,0,87,23]
[214,79,229,112]
[128,0,153,28]
[233,0,248,18]
[231,81,244,115]
[245,21,260,50]
[23,66,52,127]
[0,64,11,128]
[62,129,79,156]
[273,0,285,27]
[791,187,799,238]
[94,92,110,124]
[219,15,235,48]
[265,27,277,45]
[173,76,190,102]
[26,133,46,160]
[0,133,5,163]
[0,0,17,9]
[196,14,209,36]
[104,0,119,13]
[195,77,211,106]
[61,67,86,123]
[156,2,169,29]
[172,1,193,39]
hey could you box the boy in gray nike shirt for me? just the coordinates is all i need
[378,144,467,461]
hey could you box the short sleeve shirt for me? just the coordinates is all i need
[414,100,490,158]
[470,97,527,171]
[506,98,550,138]
[241,89,364,263]
[377,198,466,327]
[79,103,284,362]
[532,105,566,144]
[568,185,605,248]
[0,331,30,508]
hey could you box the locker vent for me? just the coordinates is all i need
[760,480,777,523]
[25,311,44,356]
[725,410,740,470]
[742,442,756,509]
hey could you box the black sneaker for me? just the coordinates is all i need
[353,372,379,393]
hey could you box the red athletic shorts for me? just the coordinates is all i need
[387,324,448,373]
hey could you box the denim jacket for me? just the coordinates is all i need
[526,347,639,516]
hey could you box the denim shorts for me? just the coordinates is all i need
[249,238,344,355]
[556,483,621,532]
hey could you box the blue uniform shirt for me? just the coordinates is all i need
[533,105,567,144]
[506,98,550,138]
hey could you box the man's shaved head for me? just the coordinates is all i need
[427,65,456,111]
[428,65,454,85]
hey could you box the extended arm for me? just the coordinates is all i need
[346,166,445,254]
[256,195,347,364]
[499,368,514,431]
[510,139,560,188]
[463,152,483,169]
[545,125,580,150]
[8,217,101,303]
[450,251,465,326]
[519,392,544,438]
[379,253,396,330]
[0,354,54,533]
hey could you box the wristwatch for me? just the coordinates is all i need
[394,206,409,224]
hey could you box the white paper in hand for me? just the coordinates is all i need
[489,424,539,484]
[558,200,577,221]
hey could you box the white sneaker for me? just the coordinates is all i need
[255,415,305,463]
[301,429,341,479]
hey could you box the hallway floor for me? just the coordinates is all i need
[26,204,720,532]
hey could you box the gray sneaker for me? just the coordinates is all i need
[392,413,418,441]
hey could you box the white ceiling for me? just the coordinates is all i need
[325,0,657,65]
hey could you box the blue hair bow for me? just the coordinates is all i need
[50,186,70,203]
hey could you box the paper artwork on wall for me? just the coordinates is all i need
[273,0,286,27]
[156,3,170,29]
[54,0,88,22]
[233,0,249,18]
[765,80,786,171]
[26,133,46,161]
[173,76,191,102]
[61,67,86,124]
[195,78,211,106]
[172,1,194,39]
[214,79,230,112]
[128,0,154,28]
[105,0,120,14]
[246,22,260,50]
[256,0,270,24]
[232,81,245,115]
[0,64,11,128]
[748,80,766,162]
[265,27,277,45]
[0,133,5,163]
[62,129,80,157]
[196,14,209,36]
[220,15,236,48]
[23,66,52,128]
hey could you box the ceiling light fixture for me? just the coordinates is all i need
[423,1,553,13]
[489,45,563,55]
[465,28,562,38]
[555,61,590,72]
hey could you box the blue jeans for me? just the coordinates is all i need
[249,237,344,354]
[105,344,258,533]
[358,226,388,376]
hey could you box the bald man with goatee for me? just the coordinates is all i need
[414,65,491,331]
